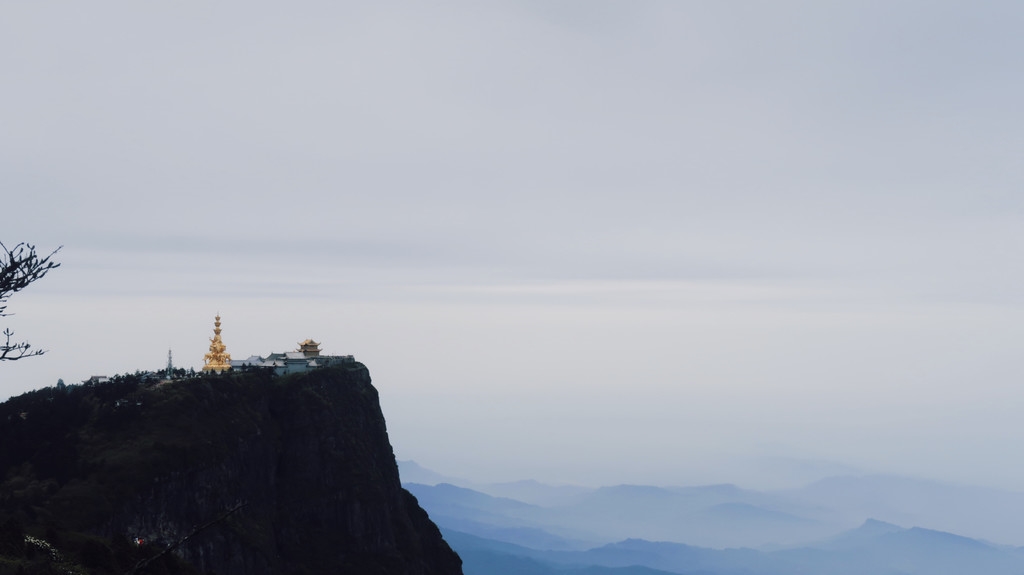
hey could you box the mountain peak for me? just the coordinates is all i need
[859,518,905,533]
[0,366,462,574]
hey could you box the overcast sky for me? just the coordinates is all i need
[2,1,1023,490]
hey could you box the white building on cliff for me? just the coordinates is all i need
[230,339,355,375]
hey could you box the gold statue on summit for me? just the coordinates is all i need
[202,315,232,372]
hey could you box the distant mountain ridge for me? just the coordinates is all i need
[443,521,1024,575]
[401,461,1024,575]
[400,461,1024,548]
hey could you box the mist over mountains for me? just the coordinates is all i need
[400,460,1024,575]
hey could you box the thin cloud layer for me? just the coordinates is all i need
[2,1,1023,490]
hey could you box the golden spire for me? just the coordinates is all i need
[202,314,232,372]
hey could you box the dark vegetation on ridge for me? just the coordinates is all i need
[0,365,462,575]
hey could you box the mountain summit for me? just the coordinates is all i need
[0,364,463,575]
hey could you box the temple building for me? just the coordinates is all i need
[231,338,356,375]
[202,315,232,372]
[198,315,354,375]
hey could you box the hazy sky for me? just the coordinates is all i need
[2,1,1023,490]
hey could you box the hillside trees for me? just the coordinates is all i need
[0,241,61,361]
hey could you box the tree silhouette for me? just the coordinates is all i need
[0,241,61,361]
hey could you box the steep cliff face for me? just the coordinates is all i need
[0,365,463,575]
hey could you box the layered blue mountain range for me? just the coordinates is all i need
[400,461,1024,575]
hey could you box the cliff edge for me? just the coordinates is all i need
[0,365,463,575]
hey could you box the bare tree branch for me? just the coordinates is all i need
[0,241,61,361]
[0,328,44,361]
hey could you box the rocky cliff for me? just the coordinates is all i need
[0,365,463,575]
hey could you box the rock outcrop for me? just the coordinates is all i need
[0,365,463,575]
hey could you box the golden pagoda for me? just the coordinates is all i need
[298,339,321,357]
[202,314,232,372]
